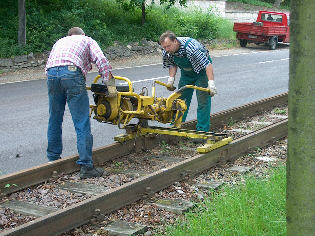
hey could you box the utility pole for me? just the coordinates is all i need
[287,0,315,235]
[18,0,26,46]
[273,0,282,8]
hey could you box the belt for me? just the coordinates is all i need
[48,65,79,72]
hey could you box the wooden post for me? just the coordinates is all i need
[273,0,282,8]
[141,1,146,25]
[18,0,26,46]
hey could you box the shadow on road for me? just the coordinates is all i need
[242,43,290,51]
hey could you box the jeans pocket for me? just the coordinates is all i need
[62,74,86,97]
[47,76,60,95]
[47,68,58,77]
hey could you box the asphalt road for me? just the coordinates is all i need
[0,46,289,176]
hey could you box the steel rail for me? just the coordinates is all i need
[2,118,288,236]
[0,93,288,196]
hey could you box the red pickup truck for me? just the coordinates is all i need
[233,11,290,50]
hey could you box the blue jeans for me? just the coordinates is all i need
[47,66,93,167]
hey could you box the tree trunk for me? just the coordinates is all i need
[287,1,315,235]
[274,0,282,8]
[18,0,26,46]
[141,1,146,25]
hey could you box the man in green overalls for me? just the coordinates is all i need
[160,31,217,133]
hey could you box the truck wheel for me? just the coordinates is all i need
[269,37,278,50]
[240,40,247,47]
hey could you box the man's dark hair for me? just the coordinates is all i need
[159,30,177,44]
[68,27,85,36]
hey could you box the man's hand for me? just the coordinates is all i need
[106,78,117,97]
[167,76,175,91]
[208,80,217,96]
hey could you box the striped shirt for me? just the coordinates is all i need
[162,37,212,74]
[46,35,112,80]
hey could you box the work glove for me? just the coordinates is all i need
[166,76,175,91]
[208,80,217,96]
[105,78,117,97]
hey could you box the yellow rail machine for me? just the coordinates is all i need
[87,76,232,153]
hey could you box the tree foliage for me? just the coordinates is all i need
[116,0,187,25]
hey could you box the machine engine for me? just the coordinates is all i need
[89,76,187,128]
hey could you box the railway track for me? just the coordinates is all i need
[0,93,288,236]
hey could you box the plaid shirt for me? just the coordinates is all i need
[162,37,212,74]
[46,35,112,80]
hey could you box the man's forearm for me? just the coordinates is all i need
[169,66,177,77]
[205,63,214,81]
[206,63,217,96]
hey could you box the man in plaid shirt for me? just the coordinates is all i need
[160,31,217,141]
[46,27,112,179]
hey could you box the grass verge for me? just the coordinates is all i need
[227,0,290,10]
[162,165,286,235]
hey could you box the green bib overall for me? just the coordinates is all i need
[173,39,212,132]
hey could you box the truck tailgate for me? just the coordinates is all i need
[233,23,288,36]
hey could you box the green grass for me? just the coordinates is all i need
[227,0,290,10]
[160,140,171,153]
[273,108,287,115]
[228,0,274,8]
[162,165,286,236]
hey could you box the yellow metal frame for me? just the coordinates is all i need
[90,76,210,117]
[185,84,210,93]
[90,75,189,128]
[138,127,218,140]
[89,76,231,153]
[114,126,232,153]
[197,137,233,153]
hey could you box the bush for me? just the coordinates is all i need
[173,9,219,40]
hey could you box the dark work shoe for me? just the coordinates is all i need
[80,166,104,179]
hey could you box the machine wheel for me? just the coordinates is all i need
[240,39,247,48]
[97,100,111,119]
[118,98,133,124]
[269,37,278,50]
